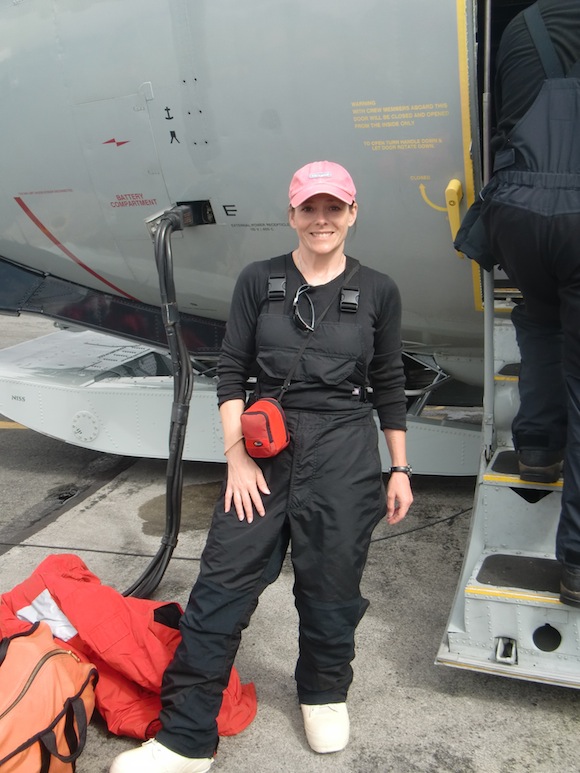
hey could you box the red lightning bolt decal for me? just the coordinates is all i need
[103,138,130,147]
[14,196,137,300]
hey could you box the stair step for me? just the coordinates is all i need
[437,274,575,688]
[465,553,561,606]
[484,450,563,489]
[496,362,519,379]
[477,553,560,593]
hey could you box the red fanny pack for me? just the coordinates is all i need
[240,398,290,458]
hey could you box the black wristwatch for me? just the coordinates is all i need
[389,465,412,480]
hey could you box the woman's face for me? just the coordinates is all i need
[289,193,357,258]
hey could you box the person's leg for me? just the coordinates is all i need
[157,456,293,757]
[556,371,580,605]
[548,210,580,602]
[510,303,566,481]
[483,200,566,479]
[157,549,288,757]
[110,452,293,771]
[557,375,580,565]
[288,412,385,752]
[295,594,365,754]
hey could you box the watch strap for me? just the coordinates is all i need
[389,465,412,479]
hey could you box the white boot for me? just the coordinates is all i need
[109,739,214,773]
[301,702,350,753]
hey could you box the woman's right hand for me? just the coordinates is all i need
[224,440,271,523]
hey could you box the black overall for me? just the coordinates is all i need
[157,259,386,758]
[480,4,580,566]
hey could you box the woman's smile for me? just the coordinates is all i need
[289,193,357,262]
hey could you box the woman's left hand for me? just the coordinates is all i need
[385,474,413,525]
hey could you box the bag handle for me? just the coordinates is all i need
[39,696,88,766]
[279,261,360,399]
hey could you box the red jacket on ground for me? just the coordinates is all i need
[0,554,256,739]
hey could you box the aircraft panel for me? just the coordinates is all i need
[0,0,483,358]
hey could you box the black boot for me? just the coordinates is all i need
[518,448,564,484]
[560,564,580,608]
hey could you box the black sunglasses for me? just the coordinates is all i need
[292,284,315,332]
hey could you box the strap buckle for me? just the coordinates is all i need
[268,275,286,300]
[340,287,359,312]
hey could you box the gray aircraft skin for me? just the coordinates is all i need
[0,0,486,382]
[0,0,528,476]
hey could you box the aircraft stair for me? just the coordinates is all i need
[436,272,579,688]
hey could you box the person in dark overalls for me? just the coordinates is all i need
[110,161,413,773]
[477,0,580,606]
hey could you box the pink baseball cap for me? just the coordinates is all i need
[289,161,357,208]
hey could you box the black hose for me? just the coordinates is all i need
[123,213,194,597]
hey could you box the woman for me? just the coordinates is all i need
[110,160,413,773]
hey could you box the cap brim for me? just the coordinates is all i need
[290,184,355,208]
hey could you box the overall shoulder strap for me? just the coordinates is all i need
[268,255,287,301]
[340,258,360,314]
[267,254,288,314]
[524,4,565,79]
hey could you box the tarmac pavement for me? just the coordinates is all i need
[1,314,580,772]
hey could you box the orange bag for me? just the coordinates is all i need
[0,621,98,772]
[241,397,290,457]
